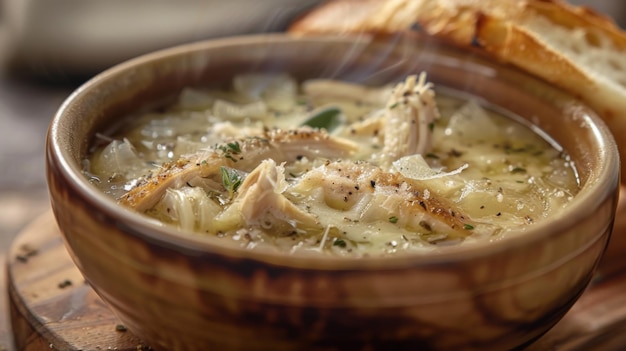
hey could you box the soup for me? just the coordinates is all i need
[84,73,579,256]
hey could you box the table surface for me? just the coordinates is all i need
[2,7,626,349]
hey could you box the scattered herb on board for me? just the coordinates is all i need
[58,279,73,289]
[15,244,38,263]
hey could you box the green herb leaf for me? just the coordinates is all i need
[218,141,242,162]
[226,141,241,154]
[301,107,342,132]
[464,224,475,230]
[333,239,347,248]
[220,166,242,198]
[389,216,399,224]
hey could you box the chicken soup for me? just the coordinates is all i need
[84,73,579,256]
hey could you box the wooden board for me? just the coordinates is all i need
[7,200,626,350]
[7,213,151,351]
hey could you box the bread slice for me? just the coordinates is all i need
[289,0,626,180]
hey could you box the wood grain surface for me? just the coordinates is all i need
[6,190,626,350]
[7,214,150,351]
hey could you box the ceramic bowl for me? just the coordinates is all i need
[46,34,620,351]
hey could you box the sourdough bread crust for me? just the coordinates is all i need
[289,0,626,180]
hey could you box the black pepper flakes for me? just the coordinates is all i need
[58,279,73,289]
[448,149,463,157]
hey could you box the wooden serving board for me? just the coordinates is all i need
[7,196,626,350]
[7,213,150,351]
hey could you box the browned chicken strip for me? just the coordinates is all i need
[119,127,358,211]
[288,160,499,242]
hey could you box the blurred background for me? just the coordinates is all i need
[0,0,623,349]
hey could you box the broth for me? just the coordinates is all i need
[84,73,579,256]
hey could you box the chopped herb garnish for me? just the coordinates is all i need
[301,107,342,132]
[333,239,347,248]
[218,141,242,162]
[428,122,435,132]
[220,166,242,198]
[511,167,527,174]
[464,224,475,230]
[226,141,241,153]
[389,216,399,224]
[389,102,400,109]
[425,152,439,159]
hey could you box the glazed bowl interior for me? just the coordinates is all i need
[46,34,620,351]
[50,33,618,267]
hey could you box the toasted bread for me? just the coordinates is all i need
[290,0,626,180]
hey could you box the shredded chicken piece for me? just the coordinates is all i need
[380,73,440,167]
[215,159,320,233]
[119,127,358,211]
[289,161,499,241]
